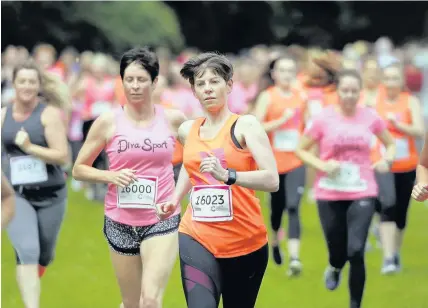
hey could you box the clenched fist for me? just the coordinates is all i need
[199,155,228,182]
[14,128,32,152]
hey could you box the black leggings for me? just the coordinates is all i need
[376,170,416,230]
[317,198,375,308]
[270,166,305,239]
[179,233,268,308]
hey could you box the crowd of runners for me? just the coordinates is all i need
[1,37,428,308]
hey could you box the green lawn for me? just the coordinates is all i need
[2,187,428,308]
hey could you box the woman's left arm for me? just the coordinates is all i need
[231,115,279,192]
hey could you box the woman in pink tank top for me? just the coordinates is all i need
[296,69,396,308]
[72,47,186,308]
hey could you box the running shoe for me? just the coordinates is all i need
[324,266,342,291]
[287,258,302,277]
[381,259,398,275]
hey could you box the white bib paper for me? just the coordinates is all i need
[308,100,323,117]
[191,185,233,222]
[370,135,377,149]
[117,176,158,209]
[395,138,410,160]
[319,162,367,192]
[10,156,48,185]
[273,129,300,151]
[91,101,111,117]
[380,138,409,161]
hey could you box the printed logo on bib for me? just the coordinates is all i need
[10,155,48,185]
[319,162,367,192]
[117,176,158,209]
[191,185,233,222]
[273,129,299,151]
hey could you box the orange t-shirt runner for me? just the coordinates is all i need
[371,92,418,172]
[179,114,268,258]
[264,87,307,174]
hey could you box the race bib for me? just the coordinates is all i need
[91,101,111,117]
[10,156,48,185]
[318,162,367,192]
[380,138,409,161]
[191,185,233,222]
[308,100,323,116]
[395,138,409,160]
[370,135,377,149]
[117,176,158,209]
[273,129,300,151]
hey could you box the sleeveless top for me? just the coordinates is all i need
[104,105,178,226]
[265,86,307,174]
[1,103,66,203]
[179,114,268,258]
[372,92,419,173]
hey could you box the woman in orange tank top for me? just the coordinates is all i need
[373,63,424,274]
[155,52,279,308]
[253,55,306,275]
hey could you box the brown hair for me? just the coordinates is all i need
[180,52,234,86]
[12,60,71,113]
[336,69,363,88]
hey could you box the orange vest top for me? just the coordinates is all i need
[179,114,268,258]
[265,87,306,173]
[372,92,418,172]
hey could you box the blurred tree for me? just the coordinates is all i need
[71,1,184,55]
[1,1,184,55]
[166,1,427,53]
[2,1,427,54]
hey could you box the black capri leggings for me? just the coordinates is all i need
[270,166,305,239]
[179,233,268,308]
[376,170,416,230]
[317,198,376,308]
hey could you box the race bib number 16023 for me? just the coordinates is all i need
[191,185,233,222]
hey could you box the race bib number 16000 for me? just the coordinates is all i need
[117,176,158,209]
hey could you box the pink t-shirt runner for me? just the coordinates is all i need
[104,105,179,226]
[304,105,386,201]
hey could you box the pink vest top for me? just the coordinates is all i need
[104,105,179,226]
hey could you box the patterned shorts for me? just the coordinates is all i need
[103,214,180,256]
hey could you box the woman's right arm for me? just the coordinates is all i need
[295,116,328,172]
[295,135,327,172]
[72,112,114,183]
[170,120,194,206]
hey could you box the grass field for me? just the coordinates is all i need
[2,186,428,308]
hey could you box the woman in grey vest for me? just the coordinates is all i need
[1,60,69,308]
